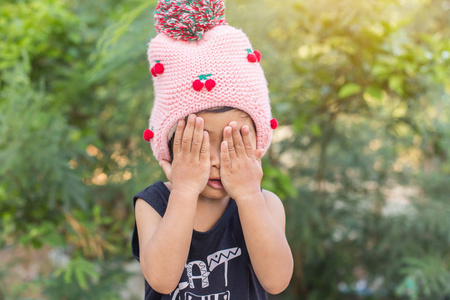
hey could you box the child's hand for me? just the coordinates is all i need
[219,122,265,201]
[159,114,210,196]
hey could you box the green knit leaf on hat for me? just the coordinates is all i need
[198,74,212,80]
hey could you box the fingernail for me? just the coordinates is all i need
[230,121,237,128]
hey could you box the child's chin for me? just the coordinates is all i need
[200,185,229,200]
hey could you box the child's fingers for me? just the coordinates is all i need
[230,122,245,157]
[223,125,237,160]
[159,160,172,181]
[172,119,185,155]
[241,125,255,159]
[200,131,210,161]
[220,141,231,170]
[181,114,196,153]
[255,148,265,164]
[191,117,204,155]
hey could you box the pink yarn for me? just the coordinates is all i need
[146,4,273,162]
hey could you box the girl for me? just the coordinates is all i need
[132,1,293,299]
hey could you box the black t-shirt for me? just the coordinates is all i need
[131,180,268,300]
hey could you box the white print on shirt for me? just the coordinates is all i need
[186,260,210,288]
[185,291,230,300]
[207,247,241,287]
[171,247,242,300]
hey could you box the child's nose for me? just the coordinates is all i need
[210,146,221,169]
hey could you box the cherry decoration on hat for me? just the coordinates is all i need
[253,50,261,62]
[192,74,216,92]
[143,128,154,141]
[246,49,261,63]
[193,79,204,91]
[153,61,164,74]
[151,60,164,77]
[150,67,157,77]
[205,79,216,91]
[270,118,278,129]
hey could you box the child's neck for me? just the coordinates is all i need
[164,181,231,232]
[194,194,230,232]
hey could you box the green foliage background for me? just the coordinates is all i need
[0,0,449,299]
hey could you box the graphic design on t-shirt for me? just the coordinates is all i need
[171,247,242,300]
[184,291,230,300]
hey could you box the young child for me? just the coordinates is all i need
[132,1,294,299]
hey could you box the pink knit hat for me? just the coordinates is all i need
[143,0,277,162]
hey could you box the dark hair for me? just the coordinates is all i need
[168,106,237,162]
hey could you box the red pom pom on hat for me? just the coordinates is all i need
[143,129,154,141]
[270,118,278,129]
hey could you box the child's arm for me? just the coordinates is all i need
[220,122,294,294]
[135,115,210,294]
[234,189,293,294]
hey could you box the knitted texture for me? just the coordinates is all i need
[147,1,272,162]
[154,0,227,42]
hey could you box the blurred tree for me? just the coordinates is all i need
[0,0,153,298]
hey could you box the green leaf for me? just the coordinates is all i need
[64,264,73,285]
[388,75,404,95]
[338,83,362,99]
[75,267,88,290]
[293,115,306,133]
[310,123,322,136]
[365,85,383,101]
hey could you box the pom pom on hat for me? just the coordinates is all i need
[154,0,228,42]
